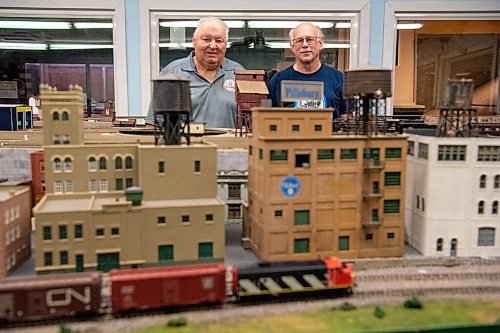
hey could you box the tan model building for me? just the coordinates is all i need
[33,85,224,274]
[246,108,407,262]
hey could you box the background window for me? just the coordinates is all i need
[198,242,213,258]
[294,238,309,253]
[384,200,400,214]
[294,210,310,225]
[158,244,174,261]
[338,236,350,251]
[478,227,495,246]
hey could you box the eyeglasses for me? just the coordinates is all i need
[292,36,319,46]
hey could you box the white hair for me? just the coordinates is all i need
[194,16,229,40]
[289,23,325,42]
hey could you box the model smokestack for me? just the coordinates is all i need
[152,75,192,145]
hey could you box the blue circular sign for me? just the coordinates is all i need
[280,176,301,198]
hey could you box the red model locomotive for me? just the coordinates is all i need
[0,257,353,323]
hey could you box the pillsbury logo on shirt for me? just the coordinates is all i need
[280,175,301,198]
[223,79,236,92]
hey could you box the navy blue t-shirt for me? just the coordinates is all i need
[267,64,345,118]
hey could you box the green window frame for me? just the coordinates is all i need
[317,148,334,160]
[386,147,402,159]
[294,238,309,253]
[43,226,52,240]
[125,178,133,188]
[59,225,67,240]
[125,156,133,169]
[44,252,53,266]
[115,178,123,190]
[270,149,288,161]
[384,200,400,214]
[339,236,350,251]
[158,244,174,261]
[294,210,310,225]
[115,156,123,169]
[60,251,68,265]
[384,172,401,186]
[99,156,107,170]
[198,242,213,258]
[74,224,83,239]
[340,148,358,160]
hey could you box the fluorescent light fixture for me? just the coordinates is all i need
[324,43,350,49]
[159,43,182,48]
[266,42,291,49]
[335,22,351,29]
[396,23,423,30]
[50,44,113,50]
[0,20,70,29]
[74,22,113,29]
[0,42,47,50]
[251,41,349,49]
[160,20,245,28]
[248,21,333,29]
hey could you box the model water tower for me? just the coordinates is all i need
[152,75,191,145]
[436,79,478,137]
[343,68,392,136]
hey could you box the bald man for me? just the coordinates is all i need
[267,22,344,117]
[146,16,244,128]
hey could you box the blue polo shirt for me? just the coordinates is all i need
[146,52,244,128]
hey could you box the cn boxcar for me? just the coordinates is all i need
[0,272,102,322]
[231,257,353,301]
[110,263,226,313]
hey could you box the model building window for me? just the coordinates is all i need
[74,224,83,239]
[478,227,495,246]
[365,233,373,240]
[314,124,322,131]
[63,157,72,172]
[158,244,174,261]
[157,216,166,224]
[270,149,288,161]
[295,152,310,168]
[249,145,253,155]
[387,232,395,239]
[494,175,500,189]
[44,252,53,266]
[205,214,214,221]
[158,161,165,173]
[115,156,123,169]
[477,146,500,162]
[194,160,201,172]
[111,227,119,236]
[384,172,401,186]
[340,148,357,160]
[43,226,52,240]
[125,156,133,169]
[75,254,84,272]
[436,238,443,251]
[292,124,300,131]
[115,178,123,190]
[63,135,70,144]
[198,242,213,258]
[294,210,310,225]
[338,236,350,251]
[228,184,241,198]
[95,228,105,236]
[383,199,400,214]
[437,145,466,161]
[52,111,59,121]
[407,141,415,156]
[385,147,402,159]
[88,157,97,171]
[60,251,68,265]
[259,148,263,160]
[126,178,133,188]
[269,124,277,131]
[53,158,62,172]
[228,204,241,218]
[479,175,487,189]
[418,143,428,159]
[62,111,69,121]
[54,180,63,194]
[294,238,309,253]
[59,225,67,240]
[318,148,334,160]
[99,179,108,192]
[182,215,190,223]
[53,135,61,144]
[478,200,485,214]
[421,197,425,211]
[65,180,74,193]
[274,210,283,218]
[99,156,107,170]
[493,201,498,215]
[89,179,97,192]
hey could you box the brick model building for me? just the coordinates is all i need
[246,108,407,262]
[33,84,224,274]
[0,184,32,277]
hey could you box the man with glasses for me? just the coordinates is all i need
[146,16,244,128]
[267,22,344,117]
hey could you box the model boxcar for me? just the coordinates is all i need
[110,263,226,313]
[0,272,102,322]
[231,257,353,301]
